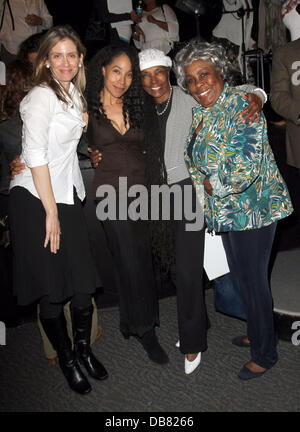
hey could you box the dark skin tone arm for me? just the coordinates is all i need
[203,177,213,196]
[146,14,168,31]
[87,93,262,170]
[240,93,262,124]
[9,93,262,175]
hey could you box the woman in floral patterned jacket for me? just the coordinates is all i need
[174,41,293,381]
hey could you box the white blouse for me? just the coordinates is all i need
[10,83,86,205]
[134,5,179,54]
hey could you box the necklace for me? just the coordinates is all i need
[155,86,173,116]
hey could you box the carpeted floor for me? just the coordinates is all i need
[0,289,299,413]
[271,249,300,315]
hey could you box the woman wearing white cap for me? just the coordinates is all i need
[137,47,267,374]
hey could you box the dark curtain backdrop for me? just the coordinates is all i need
[44,0,223,46]
[45,0,94,41]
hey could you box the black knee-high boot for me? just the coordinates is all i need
[40,312,92,395]
[72,305,108,380]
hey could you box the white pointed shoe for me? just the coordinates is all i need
[185,353,201,375]
[175,340,180,348]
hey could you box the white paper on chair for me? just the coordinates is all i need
[204,230,230,280]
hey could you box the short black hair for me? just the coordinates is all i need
[17,32,45,61]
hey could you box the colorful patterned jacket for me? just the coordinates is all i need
[184,83,293,232]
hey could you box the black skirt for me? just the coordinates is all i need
[9,186,100,306]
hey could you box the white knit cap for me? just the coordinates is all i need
[138,48,172,71]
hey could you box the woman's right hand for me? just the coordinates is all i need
[88,147,102,168]
[130,10,142,24]
[9,155,26,179]
[133,25,146,42]
[45,212,61,254]
[204,176,213,196]
[30,165,61,254]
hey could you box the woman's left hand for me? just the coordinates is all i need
[88,147,102,168]
[10,155,25,179]
[133,25,145,42]
[240,93,262,124]
[147,15,157,24]
[25,14,43,26]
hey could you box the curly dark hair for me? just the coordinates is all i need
[85,44,144,129]
[1,59,33,119]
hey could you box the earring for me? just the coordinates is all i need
[46,64,50,69]
[79,64,82,68]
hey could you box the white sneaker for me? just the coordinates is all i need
[175,340,180,348]
[184,353,201,375]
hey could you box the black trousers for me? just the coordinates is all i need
[221,222,278,369]
[172,178,208,354]
[101,216,159,338]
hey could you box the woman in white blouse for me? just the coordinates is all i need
[9,26,108,395]
[133,0,179,54]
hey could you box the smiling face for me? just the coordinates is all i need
[46,38,82,90]
[185,59,224,107]
[141,65,171,104]
[102,53,133,100]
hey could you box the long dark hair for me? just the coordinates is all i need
[85,44,144,129]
